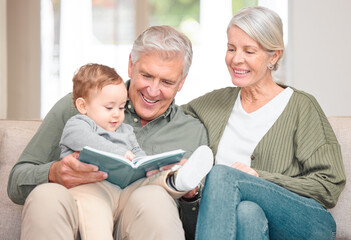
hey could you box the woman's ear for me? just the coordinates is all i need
[271,50,282,65]
[75,97,87,114]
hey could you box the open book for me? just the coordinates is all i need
[79,146,186,188]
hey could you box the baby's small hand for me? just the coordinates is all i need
[124,150,135,161]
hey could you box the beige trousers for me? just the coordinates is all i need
[21,170,186,240]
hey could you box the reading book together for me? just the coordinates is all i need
[79,146,186,188]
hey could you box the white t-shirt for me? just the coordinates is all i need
[215,87,293,167]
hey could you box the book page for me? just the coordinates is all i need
[133,149,185,168]
[82,146,133,166]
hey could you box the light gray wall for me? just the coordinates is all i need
[288,0,351,116]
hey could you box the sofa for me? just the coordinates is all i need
[0,117,350,240]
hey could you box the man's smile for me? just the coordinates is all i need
[141,93,159,104]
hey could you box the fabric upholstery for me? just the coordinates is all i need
[328,117,351,239]
[0,120,42,240]
[0,118,350,239]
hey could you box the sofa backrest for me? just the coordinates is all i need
[328,117,351,239]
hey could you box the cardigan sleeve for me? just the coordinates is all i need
[256,91,346,209]
[257,142,345,208]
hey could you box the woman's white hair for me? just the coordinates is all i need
[130,25,193,78]
[228,6,284,70]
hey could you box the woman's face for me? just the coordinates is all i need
[225,26,276,89]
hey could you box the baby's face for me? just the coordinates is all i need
[85,83,127,132]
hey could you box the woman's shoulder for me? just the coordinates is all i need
[286,86,331,127]
[288,86,322,110]
[285,86,339,145]
[290,86,317,101]
[200,86,238,98]
[189,86,239,106]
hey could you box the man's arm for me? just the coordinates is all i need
[7,94,79,204]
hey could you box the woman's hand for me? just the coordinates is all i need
[231,161,259,177]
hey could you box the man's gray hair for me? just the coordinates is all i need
[228,6,284,70]
[130,25,193,78]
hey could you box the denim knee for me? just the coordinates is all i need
[206,165,244,185]
[237,201,268,226]
[237,201,269,239]
[207,165,231,182]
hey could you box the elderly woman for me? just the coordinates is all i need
[182,6,346,240]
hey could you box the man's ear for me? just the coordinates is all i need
[75,97,87,114]
[177,74,187,92]
[128,54,133,78]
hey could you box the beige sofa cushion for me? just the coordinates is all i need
[0,120,42,240]
[328,117,351,239]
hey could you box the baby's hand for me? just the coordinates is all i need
[124,150,135,161]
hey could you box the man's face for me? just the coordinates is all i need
[128,52,186,124]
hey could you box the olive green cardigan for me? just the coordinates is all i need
[182,86,346,209]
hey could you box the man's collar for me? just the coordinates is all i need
[125,80,177,120]
[125,79,131,90]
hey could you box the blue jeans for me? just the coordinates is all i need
[195,165,336,240]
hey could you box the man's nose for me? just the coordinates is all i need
[147,80,161,97]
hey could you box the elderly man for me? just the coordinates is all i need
[7,26,207,240]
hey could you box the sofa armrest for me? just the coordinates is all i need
[0,120,42,240]
[328,117,351,240]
